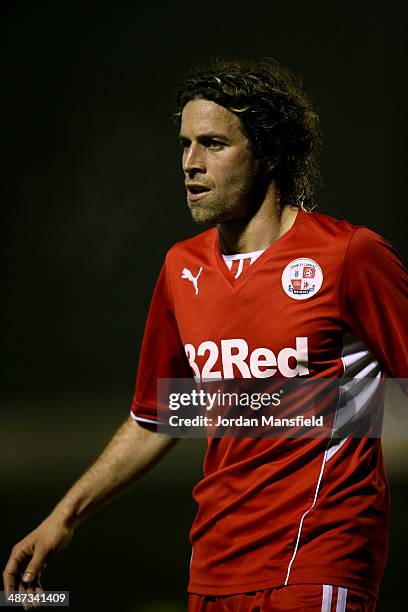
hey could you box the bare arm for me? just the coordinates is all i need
[3,417,177,598]
[51,416,177,528]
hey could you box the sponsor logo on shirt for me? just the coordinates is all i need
[184,337,309,380]
[281,258,323,300]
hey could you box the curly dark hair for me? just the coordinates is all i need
[174,58,322,212]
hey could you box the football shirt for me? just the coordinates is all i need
[130,208,408,597]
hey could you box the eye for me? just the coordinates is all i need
[204,139,224,149]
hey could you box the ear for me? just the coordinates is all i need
[265,144,283,173]
[265,158,277,172]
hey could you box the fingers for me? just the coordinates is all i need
[21,546,47,585]
[3,558,17,595]
[3,543,47,610]
[19,577,44,611]
[3,545,30,595]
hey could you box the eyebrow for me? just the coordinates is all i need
[178,131,229,142]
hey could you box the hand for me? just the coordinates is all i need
[2,517,74,609]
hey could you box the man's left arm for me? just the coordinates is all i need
[338,227,408,388]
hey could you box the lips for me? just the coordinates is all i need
[186,183,211,201]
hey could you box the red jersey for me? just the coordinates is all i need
[130,208,408,599]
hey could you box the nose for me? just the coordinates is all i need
[183,143,205,176]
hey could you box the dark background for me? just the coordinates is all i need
[3,1,407,610]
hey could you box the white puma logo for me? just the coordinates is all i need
[181,266,203,295]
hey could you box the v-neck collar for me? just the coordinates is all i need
[213,208,303,290]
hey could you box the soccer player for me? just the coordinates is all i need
[3,59,408,611]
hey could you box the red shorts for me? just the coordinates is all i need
[188,584,377,611]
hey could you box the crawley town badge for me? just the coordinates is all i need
[281,258,323,300]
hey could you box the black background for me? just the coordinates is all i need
[3,1,407,610]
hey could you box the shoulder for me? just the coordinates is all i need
[303,209,360,239]
[164,227,217,267]
[303,209,393,255]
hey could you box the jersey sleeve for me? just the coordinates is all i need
[338,227,408,386]
[130,256,192,428]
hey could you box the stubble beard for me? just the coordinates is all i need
[188,194,238,225]
[188,173,266,226]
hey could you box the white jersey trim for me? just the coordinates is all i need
[335,332,383,436]
[234,258,244,279]
[222,249,265,278]
[321,584,333,611]
[326,436,349,462]
[284,447,329,585]
[222,249,265,261]
[129,411,159,425]
[336,587,348,612]
[284,331,379,583]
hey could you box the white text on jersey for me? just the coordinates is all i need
[184,337,309,380]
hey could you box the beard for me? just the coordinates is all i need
[187,194,237,225]
[187,172,269,226]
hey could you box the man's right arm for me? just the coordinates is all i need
[3,417,177,596]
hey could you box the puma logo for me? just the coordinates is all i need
[181,266,203,295]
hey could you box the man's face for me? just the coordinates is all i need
[179,98,267,224]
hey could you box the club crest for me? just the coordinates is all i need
[281,258,323,300]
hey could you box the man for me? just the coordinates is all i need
[3,59,408,611]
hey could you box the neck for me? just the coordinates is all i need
[217,184,299,255]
